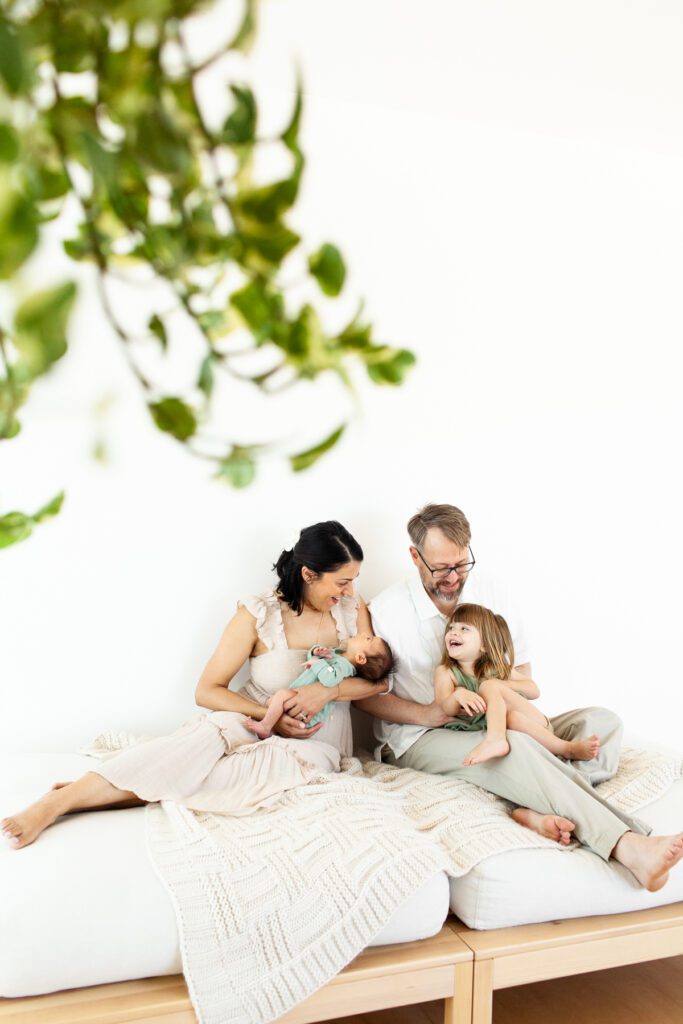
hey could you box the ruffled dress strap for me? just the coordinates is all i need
[237,590,287,651]
[331,593,359,643]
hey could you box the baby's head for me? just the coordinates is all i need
[342,633,396,682]
[442,603,514,681]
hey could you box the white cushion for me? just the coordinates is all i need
[0,753,449,998]
[449,779,683,929]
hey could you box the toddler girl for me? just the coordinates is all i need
[247,633,394,739]
[434,603,600,767]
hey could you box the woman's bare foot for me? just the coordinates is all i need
[1,792,63,850]
[613,832,683,892]
[511,807,576,845]
[463,736,510,766]
[562,735,601,761]
[245,718,271,740]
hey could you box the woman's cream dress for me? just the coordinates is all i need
[93,592,358,814]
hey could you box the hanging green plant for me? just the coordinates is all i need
[0,0,415,550]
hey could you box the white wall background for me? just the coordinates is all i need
[1,0,682,753]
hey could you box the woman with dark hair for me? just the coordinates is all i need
[2,521,387,849]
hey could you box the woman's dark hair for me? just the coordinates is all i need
[274,521,363,614]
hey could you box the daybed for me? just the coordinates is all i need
[1,740,682,1024]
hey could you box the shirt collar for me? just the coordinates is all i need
[408,573,446,622]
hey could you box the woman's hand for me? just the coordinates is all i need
[283,682,330,724]
[453,687,486,716]
[272,713,323,739]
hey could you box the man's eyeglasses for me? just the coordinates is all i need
[414,546,476,581]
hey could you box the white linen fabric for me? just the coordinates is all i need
[146,746,680,1024]
[450,778,683,928]
[0,752,450,999]
[369,570,530,760]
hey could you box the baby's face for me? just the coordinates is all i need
[445,621,482,662]
[346,633,386,661]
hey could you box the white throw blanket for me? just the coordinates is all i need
[137,747,681,1024]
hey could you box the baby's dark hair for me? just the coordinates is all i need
[357,639,396,682]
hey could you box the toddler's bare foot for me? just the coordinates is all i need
[1,793,62,850]
[564,734,601,761]
[463,736,510,766]
[51,781,72,790]
[511,808,576,845]
[614,832,683,892]
[245,718,272,740]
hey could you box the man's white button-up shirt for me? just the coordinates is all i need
[369,571,530,760]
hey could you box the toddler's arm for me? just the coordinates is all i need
[434,666,486,717]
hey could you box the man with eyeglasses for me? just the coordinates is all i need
[354,503,683,889]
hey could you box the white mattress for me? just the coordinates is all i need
[449,779,683,929]
[0,753,449,998]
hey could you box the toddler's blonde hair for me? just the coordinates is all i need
[441,603,515,681]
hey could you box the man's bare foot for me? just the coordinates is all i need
[1,793,62,850]
[613,832,683,892]
[563,734,601,761]
[245,718,272,740]
[463,736,510,766]
[511,807,576,845]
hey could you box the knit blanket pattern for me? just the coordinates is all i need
[142,747,682,1024]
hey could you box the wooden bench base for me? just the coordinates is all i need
[0,926,473,1024]
[2,902,682,1024]
[455,901,683,1024]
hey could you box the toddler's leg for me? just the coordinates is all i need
[507,706,600,761]
[463,681,510,765]
[245,689,294,739]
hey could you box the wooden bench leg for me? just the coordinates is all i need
[471,960,494,1024]
[443,960,473,1024]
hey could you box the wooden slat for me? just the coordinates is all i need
[456,901,683,960]
[491,923,683,989]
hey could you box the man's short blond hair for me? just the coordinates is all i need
[407,503,471,550]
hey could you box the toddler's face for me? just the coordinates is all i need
[445,621,482,663]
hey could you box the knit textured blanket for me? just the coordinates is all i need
[141,747,681,1024]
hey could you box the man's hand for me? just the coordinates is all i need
[415,702,459,728]
[283,682,330,723]
[272,713,323,739]
[453,687,486,716]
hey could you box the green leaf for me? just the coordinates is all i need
[337,304,372,349]
[0,124,19,163]
[365,347,416,385]
[0,490,65,549]
[0,18,25,94]
[33,491,64,522]
[227,0,257,53]
[308,243,346,297]
[197,354,214,397]
[215,448,256,488]
[148,397,197,440]
[230,279,283,342]
[222,85,257,144]
[281,78,303,154]
[0,511,32,549]
[290,425,346,472]
[241,223,300,268]
[13,281,77,375]
[235,176,299,225]
[0,183,39,279]
[148,314,168,350]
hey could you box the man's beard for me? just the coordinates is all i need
[427,576,466,606]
